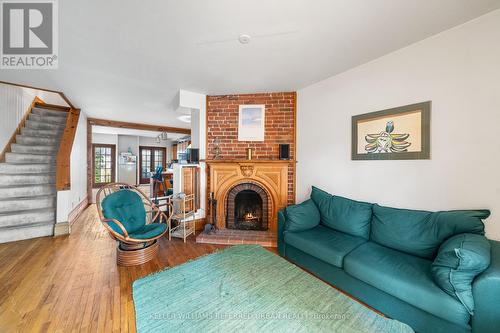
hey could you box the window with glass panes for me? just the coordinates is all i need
[139,146,166,184]
[92,144,116,187]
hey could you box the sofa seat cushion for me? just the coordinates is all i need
[344,241,470,326]
[284,225,366,268]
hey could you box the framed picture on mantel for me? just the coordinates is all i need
[238,104,265,141]
[351,101,431,160]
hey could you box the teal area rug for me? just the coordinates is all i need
[133,245,413,333]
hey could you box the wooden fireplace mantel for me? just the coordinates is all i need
[206,160,291,232]
[203,159,295,164]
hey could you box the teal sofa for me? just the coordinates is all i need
[278,186,500,333]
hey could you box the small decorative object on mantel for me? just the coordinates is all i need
[351,101,431,160]
[238,104,265,141]
[212,137,222,159]
[246,148,253,160]
[279,144,290,160]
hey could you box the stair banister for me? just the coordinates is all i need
[0,80,80,191]
[56,108,81,190]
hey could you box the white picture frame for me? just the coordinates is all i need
[238,104,265,141]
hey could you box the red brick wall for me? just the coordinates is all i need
[207,92,296,204]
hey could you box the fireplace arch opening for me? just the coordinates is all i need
[226,183,269,231]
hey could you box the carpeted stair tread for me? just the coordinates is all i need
[29,113,68,125]
[0,196,56,213]
[32,107,69,118]
[10,144,59,155]
[25,119,66,130]
[5,152,57,164]
[0,173,56,186]
[16,134,60,145]
[0,163,55,173]
[0,208,55,227]
[0,222,55,243]
[20,127,64,138]
[0,184,55,198]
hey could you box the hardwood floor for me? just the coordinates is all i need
[0,205,227,332]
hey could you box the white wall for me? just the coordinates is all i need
[297,9,500,240]
[0,83,70,150]
[178,89,207,218]
[138,136,171,148]
[92,132,118,145]
[0,84,37,149]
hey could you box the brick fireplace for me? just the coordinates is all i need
[204,92,296,236]
[206,161,290,233]
[226,182,269,230]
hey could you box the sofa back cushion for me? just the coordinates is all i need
[431,233,491,315]
[284,199,320,232]
[310,186,372,239]
[370,204,489,259]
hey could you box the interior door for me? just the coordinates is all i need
[139,146,166,184]
[182,166,200,211]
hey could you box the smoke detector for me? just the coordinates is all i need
[238,34,251,44]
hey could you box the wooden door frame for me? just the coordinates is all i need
[91,143,116,188]
[139,146,167,184]
[87,119,190,203]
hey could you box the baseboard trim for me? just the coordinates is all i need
[69,197,89,226]
[54,222,70,237]
[53,198,89,237]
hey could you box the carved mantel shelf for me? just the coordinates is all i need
[203,159,296,164]
[206,160,290,232]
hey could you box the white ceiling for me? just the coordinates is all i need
[91,125,188,141]
[2,0,500,128]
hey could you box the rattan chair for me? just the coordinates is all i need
[96,183,172,266]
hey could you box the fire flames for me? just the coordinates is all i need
[244,212,257,220]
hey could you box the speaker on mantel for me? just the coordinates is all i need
[279,144,290,160]
[188,148,199,163]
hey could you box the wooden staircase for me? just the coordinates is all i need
[0,103,74,243]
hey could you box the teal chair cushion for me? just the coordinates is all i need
[284,225,367,268]
[284,199,320,232]
[129,223,167,240]
[370,204,489,259]
[431,233,491,315]
[101,190,147,236]
[344,241,470,325]
[310,186,372,239]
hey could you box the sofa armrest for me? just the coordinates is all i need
[277,210,286,256]
[471,239,500,333]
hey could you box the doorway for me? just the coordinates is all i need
[139,146,166,184]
